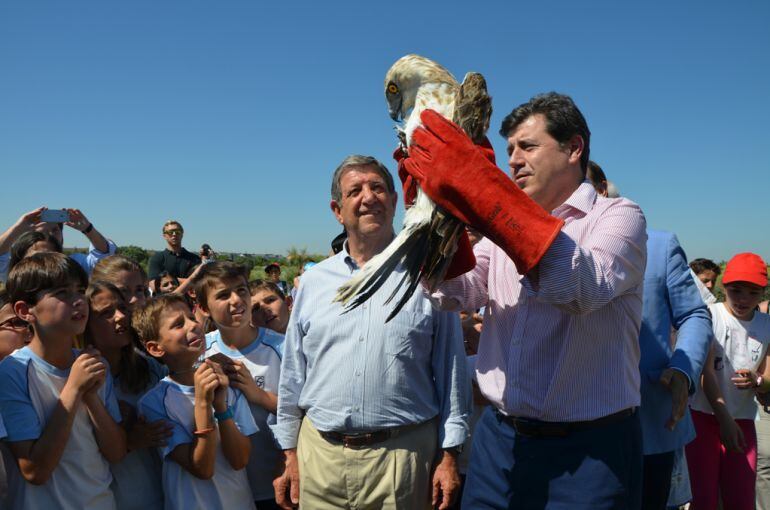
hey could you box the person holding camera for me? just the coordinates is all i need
[0,206,115,282]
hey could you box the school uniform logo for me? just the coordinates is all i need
[254,375,265,388]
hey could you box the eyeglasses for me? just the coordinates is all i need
[164,229,183,236]
[0,316,28,331]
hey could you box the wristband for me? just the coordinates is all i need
[193,427,215,437]
[81,223,94,234]
[214,406,234,422]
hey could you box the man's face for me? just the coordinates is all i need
[331,166,396,238]
[506,114,583,212]
[163,224,183,248]
[35,223,63,246]
[203,277,252,329]
[697,270,719,292]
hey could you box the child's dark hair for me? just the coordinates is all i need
[9,231,63,274]
[690,258,721,276]
[191,261,249,310]
[248,279,286,301]
[132,294,190,344]
[85,281,153,394]
[7,252,87,306]
[153,271,180,295]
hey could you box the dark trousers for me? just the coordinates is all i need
[461,406,642,510]
[641,451,675,510]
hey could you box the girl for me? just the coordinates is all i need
[91,255,149,310]
[687,253,770,510]
[153,271,180,295]
[84,281,171,510]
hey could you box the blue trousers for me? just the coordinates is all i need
[461,406,642,510]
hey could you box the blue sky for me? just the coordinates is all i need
[1,1,768,262]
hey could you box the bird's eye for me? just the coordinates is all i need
[387,83,399,94]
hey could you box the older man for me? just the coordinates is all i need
[402,93,648,508]
[272,155,470,510]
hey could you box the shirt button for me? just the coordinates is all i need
[355,370,361,376]
[353,406,360,412]
[359,337,364,342]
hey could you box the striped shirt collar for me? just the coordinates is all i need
[552,181,598,218]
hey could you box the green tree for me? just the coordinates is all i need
[117,245,150,272]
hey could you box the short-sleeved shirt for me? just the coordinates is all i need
[148,248,201,279]
[691,303,770,419]
[0,347,122,510]
[138,377,257,510]
[205,328,283,500]
[109,353,168,510]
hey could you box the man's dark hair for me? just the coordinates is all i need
[500,92,591,173]
[8,252,88,306]
[9,231,63,274]
[191,261,249,310]
[690,258,721,276]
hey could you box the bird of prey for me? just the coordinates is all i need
[334,54,492,321]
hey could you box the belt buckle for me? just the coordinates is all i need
[342,433,371,449]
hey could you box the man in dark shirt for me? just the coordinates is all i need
[148,220,201,281]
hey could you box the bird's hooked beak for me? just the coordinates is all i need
[388,97,403,122]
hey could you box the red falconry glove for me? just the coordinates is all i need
[403,109,565,275]
[394,144,477,280]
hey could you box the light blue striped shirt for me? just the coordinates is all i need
[272,245,471,450]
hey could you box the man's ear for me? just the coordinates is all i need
[144,339,165,359]
[567,135,585,166]
[13,301,35,324]
[330,200,344,225]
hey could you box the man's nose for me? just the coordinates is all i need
[509,148,525,172]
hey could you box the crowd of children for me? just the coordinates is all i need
[0,213,769,509]
[0,250,291,509]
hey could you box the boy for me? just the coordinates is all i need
[0,252,126,509]
[250,280,290,335]
[193,262,284,508]
[134,294,256,510]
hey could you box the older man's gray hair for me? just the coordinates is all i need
[330,155,396,203]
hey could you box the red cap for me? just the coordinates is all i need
[722,253,768,287]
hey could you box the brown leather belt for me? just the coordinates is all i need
[320,429,392,448]
[496,407,636,438]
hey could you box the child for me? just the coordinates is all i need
[153,271,180,295]
[0,252,126,509]
[91,255,149,310]
[687,252,770,509]
[0,285,31,359]
[134,294,256,510]
[195,263,284,508]
[249,279,290,335]
[0,285,32,507]
[83,281,170,510]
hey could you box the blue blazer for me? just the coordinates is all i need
[639,230,712,455]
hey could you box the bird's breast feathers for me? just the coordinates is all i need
[405,82,456,144]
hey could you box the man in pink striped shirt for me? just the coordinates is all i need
[402,93,647,509]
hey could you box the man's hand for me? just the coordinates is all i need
[659,368,689,431]
[274,448,300,509]
[717,415,746,453]
[432,450,461,510]
[64,208,91,233]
